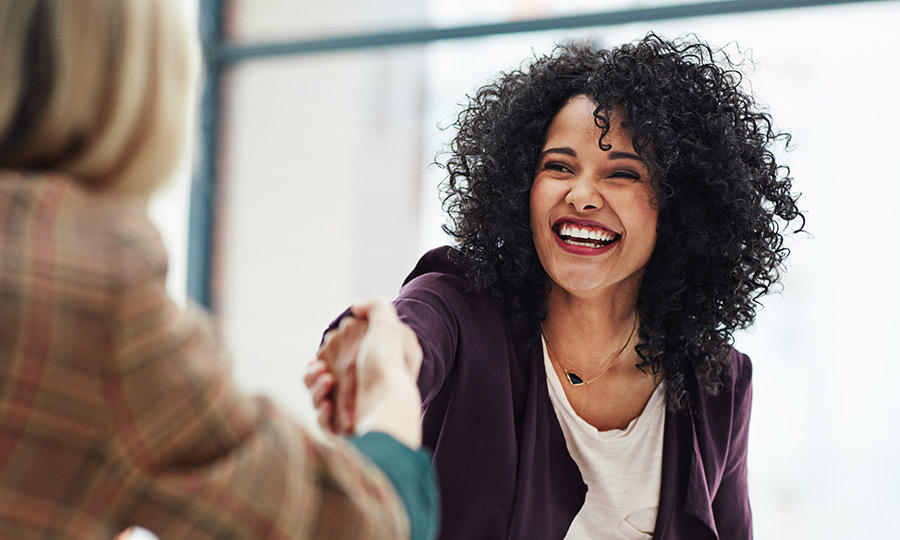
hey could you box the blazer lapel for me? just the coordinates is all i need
[685,416,718,538]
[654,408,719,540]
[653,408,688,539]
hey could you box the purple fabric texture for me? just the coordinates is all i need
[330,246,753,540]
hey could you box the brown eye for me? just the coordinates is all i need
[611,170,641,180]
[544,162,572,173]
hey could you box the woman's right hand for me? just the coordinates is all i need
[304,358,338,433]
[310,299,423,448]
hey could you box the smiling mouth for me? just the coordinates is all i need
[554,222,621,249]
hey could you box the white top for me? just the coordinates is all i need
[542,337,666,540]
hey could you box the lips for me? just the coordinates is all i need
[552,218,621,251]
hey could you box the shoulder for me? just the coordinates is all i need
[0,171,178,393]
[398,246,498,321]
[0,171,167,298]
[724,348,753,403]
[401,245,468,285]
[690,348,752,404]
[100,199,168,289]
[689,347,753,438]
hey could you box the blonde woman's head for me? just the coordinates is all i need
[0,0,199,193]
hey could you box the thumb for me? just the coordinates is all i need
[350,297,397,324]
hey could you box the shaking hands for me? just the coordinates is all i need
[306,299,423,449]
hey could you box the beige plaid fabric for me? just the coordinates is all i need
[0,172,409,539]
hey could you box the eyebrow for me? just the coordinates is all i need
[539,147,644,163]
[607,150,643,162]
[539,147,576,158]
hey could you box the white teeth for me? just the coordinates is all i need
[565,238,598,247]
[558,223,617,242]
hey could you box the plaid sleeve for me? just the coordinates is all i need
[0,176,412,539]
[99,212,412,539]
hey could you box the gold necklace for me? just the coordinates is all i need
[541,312,638,387]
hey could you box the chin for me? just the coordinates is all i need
[550,271,611,294]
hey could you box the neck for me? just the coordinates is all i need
[542,282,640,375]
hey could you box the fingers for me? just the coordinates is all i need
[316,316,368,434]
[317,318,367,371]
[309,371,335,404]
[319,316,364,353]
[350,298,423,382]
[306,360,338,432]
[315,400,334,432]
[319,299,420,437]
[338,371,357,434]
[350,297,397,324]
[400,324,423,379]
[304,359,328,389]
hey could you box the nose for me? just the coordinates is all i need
[564,175,603,212]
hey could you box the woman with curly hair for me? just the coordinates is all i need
[309,32,803,539]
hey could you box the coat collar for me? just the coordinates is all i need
[654,403,719,540]
[685,415,719,538]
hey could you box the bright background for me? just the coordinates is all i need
[148,1,900,538]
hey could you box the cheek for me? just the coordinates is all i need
[529,181,552,229]
[622,192,659,244]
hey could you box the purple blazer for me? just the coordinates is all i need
[334,246,753,540]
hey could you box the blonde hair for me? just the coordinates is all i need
[0,0,198,193]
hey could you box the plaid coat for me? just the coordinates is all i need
[0,172,410,539]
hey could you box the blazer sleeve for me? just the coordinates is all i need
[103,219,413,539]
[711,351,754,539]
[393,273,464,406]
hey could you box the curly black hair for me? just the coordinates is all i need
[440,33,804,411]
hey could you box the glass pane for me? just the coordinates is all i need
[148,0,199,304]
[226,0,714,45]
[429,0,719,28]
[217,48,428,422]
[227,0,428,45]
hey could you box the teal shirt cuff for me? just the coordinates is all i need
[350,432,439,540]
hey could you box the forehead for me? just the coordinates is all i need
[543,95,634,149]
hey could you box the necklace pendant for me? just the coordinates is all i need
[565,372,585,386]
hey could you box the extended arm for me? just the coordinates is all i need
[104,223,417,539]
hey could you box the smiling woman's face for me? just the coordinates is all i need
[530,95,659,298]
